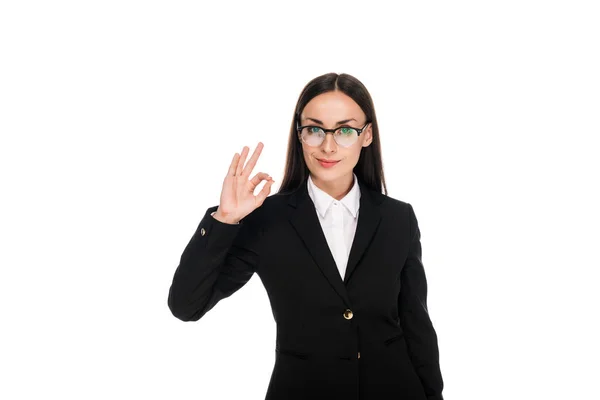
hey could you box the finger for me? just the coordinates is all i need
[255,178,274,206]
[241,142,264,177]
[228,152,240,177]
[236,146,249,177]
[249,172,270,190]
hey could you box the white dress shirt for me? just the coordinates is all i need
[307,173,361,281]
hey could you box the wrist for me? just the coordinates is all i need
[211,210,240,225]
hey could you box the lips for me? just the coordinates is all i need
[317,158,340,168]
[317,158,339,163]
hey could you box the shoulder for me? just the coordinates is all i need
[239,191,289,226]
[368,187,414,217]
[367,189,420,238]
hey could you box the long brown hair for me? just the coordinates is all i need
[276,72,387,196]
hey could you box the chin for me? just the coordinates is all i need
[310,169,350,181]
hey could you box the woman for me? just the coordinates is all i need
[167,72,444,400]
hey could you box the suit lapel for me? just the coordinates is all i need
[344,180,382,284]
[287,177,382,306]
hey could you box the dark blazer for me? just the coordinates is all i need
[168,177,444,400]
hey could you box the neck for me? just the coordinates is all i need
[311,173,354,201]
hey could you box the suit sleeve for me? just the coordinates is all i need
[167,205,260,322]
[398,203,444,400]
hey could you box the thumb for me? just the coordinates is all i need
[255,178,274,206]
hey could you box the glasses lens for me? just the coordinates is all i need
[300,127,325,146]
[334,127,358,147]
[300,126,359,147]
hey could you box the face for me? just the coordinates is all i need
[298,91,373,188]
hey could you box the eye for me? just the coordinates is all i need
[309,127,322,134]
[339,127,355,135]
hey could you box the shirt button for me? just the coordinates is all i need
[200,228,206,236]
[343,309,353,320]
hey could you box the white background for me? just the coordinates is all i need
[1,1,599,399]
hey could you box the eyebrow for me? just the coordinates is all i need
[305,117,357,126]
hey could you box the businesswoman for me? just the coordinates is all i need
[168,72,444,400]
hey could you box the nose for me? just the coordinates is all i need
[321,133,338,154]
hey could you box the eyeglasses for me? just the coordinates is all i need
[296,121,371,148]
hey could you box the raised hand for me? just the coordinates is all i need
[213,142,274,224]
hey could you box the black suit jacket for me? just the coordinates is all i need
[168,178,444,400]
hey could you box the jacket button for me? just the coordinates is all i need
[343,309,353,320]
[200,228,206,236]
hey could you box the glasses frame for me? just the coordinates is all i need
[295,120,371,147]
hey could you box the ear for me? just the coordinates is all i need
[362,124,373,147]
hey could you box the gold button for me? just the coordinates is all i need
[357,352,361,359]
[343,309,353,320]
[200,228,206,236]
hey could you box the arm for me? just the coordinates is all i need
[398,203,444,400]
[167,205,260,322]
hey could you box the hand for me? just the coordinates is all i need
[213,142,274,224]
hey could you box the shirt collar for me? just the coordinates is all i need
[307,173,361,219]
